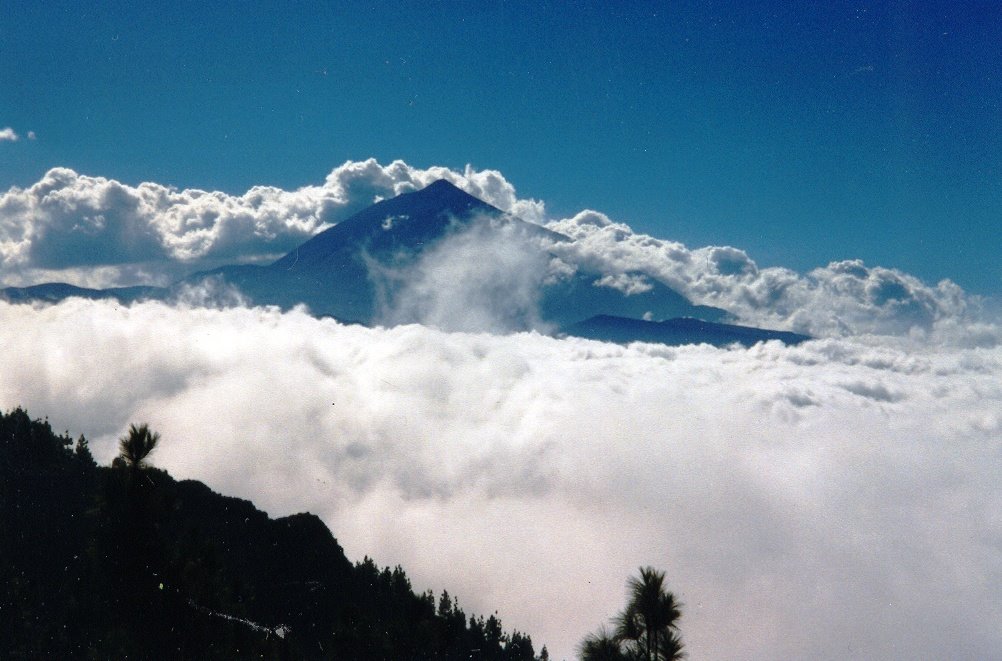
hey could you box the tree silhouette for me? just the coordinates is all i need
[656,630,685,661]
[118,423,160,472]
[110,423,167,652]
[579,627,628,661]
[615,567,683,661]
[4,408,547,659]
[580,567,684,661]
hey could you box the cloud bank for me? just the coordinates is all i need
[0,160,546,289]
[3,160,998,661]
[3,159,992,340]
[544,211,980,340]
[3,298,1001,660]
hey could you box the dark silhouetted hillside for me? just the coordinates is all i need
[1,407,544,660]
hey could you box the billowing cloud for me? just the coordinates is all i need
[0,160,546,288]
[545,211,982,340]
[3,297,1001,660]
[1,160,994,341]
[0,127,19,142]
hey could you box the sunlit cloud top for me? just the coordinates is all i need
[1,160,993,342]
[2,297,1000,659]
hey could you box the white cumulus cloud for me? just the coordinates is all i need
[1,159,994,342]
[0,127,19,142]
[545,211,984,340]
[2,297,1001,660]
[0,160,546,289]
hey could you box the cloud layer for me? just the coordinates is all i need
[3,298,1001,660]
[3,159,991,340]
[3,162,999,661]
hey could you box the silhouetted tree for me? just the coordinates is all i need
[579,627,628,661]
[656,630,685,661]
[614,567,683,660]
[580,567,684,661]
[74,433,94,465]
[118,422,160,472]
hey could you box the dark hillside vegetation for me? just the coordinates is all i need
[1,408,544,660]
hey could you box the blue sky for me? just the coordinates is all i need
[2,0,999,294]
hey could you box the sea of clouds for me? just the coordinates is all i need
[2,161,1002,659]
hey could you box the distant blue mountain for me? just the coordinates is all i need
[189,179,566,322]
[183,179,729,326]
[563,314,810,347]
[3,180,756,343]
[0,282,161,304]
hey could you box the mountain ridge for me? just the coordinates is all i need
[0,180,817,346]
[564,314,810,347]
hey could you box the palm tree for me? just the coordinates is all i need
[110,424,166,647]
[118,423,160,472]
[614,567,684,661]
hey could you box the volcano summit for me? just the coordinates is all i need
[2,180,806,345]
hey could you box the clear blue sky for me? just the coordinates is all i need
[2,0,999,294]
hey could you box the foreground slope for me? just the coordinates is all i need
[1,407,543,660]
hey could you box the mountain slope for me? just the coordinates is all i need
[2,180,732,333]
[564,314,810,347]
[0,282,161,304]
[271,178,525,271]
[189,179,728,326]
[190,179,566,322]
[1,406,543,660]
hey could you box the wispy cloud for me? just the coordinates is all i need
[373,215,553,333]
[1,297,1000,660]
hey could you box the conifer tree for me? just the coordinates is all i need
[579,567,684,661]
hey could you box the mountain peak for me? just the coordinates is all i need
[421,178,463,193]
[405,178,489,212]
[266,176,503,277]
